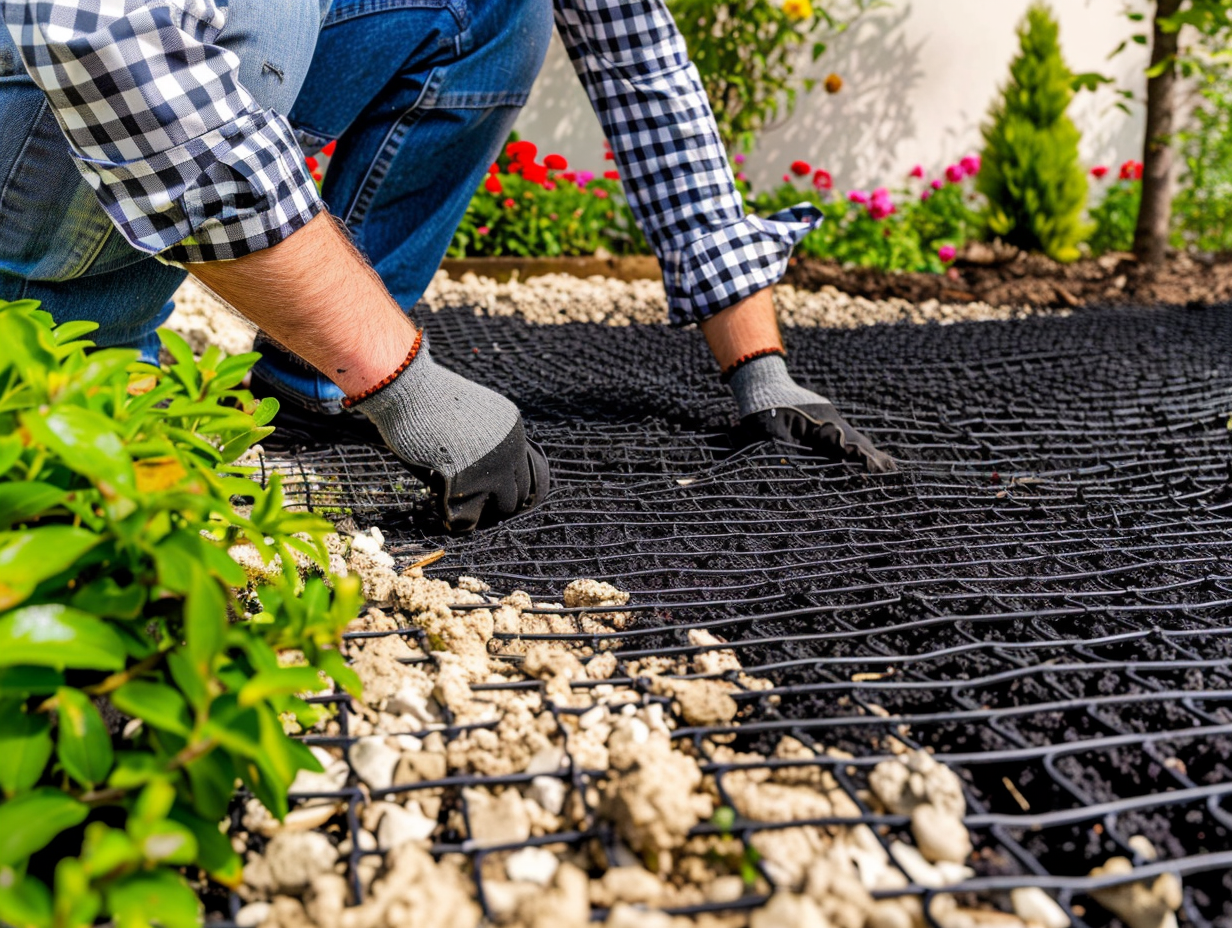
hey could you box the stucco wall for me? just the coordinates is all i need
[514,0,1152,193]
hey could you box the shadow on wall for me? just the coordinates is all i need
[753,4,925,189]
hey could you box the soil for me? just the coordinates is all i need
[783,248,1232,310]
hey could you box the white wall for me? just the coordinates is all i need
[515,0,1151,193]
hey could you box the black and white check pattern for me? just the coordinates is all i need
[555,0,819,324]
[5,0,815,317]
[1,0,323,264]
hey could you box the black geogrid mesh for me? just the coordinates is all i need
[252,302,1232,927]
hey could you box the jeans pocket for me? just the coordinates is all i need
[0,85,115,282]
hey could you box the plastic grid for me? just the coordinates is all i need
[249,302,1232,926]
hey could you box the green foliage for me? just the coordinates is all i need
[667,0,887,152]
[1112,1,1232,80]
[747,169,984,273]
[1089,178,1143,255]
[1173,69,1232,252]
[450,171,645,259]
[0,300,360,928]
[978,3,1090,262]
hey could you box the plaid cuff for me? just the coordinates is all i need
[80,107,325,265]
[663,205,822,326]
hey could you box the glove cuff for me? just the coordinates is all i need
[341,329,425,409]
[720,346,787,384]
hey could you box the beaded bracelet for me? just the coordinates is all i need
[720,346,787,382]
[341,329,424,409]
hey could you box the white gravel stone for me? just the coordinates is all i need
[1010,888,1070,928]
[263,831,336,892]
[505,846,560,886]
[377,803,436,849]
[528,775,568,816]
[234,902,272,928]
[350,737,400,791]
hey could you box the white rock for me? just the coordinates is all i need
[351,529,395,568]
[751,892,828,928]
[377,802,437,849]
[526,745,567,775]
[890,842,971,888]
[350,737,400,791]
[912,803,973,863]
[234,902,272,928]
[289,749,348,795]
[528,776,567,816]
[1010,888,1070,928]
[464,788,532,848]
[389,686,436,727]
[262,831,336,892]
[505,847,560,886]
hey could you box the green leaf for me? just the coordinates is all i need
[0,483,68,530]
[0,667,63,696]
[0,707,53,796]
[106,870,200,928]
[0,789,89,867]
[19,407,134,492]
[80,823,141,879]
[0,434,23,478]
[55,687,114,789]
[111,682,192,738]
[0,869,53,928]
[51,321,99,346]
[0,605,126,671]
[0,527,102,610]
[238,665,327,707]
[52,857,101,928]
[317,648,362,699]
[168,805,243,887]
[185,568,228,669]
[157,329,196,371]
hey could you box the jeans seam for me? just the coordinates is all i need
[341,68,442,228]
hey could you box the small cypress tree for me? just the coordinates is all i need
[979,3,1090,262]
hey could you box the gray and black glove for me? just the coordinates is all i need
[729,353,895,474]
[355,336,549,531]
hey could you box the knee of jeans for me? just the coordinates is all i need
[477,0,554,98]
[219,0,322,115]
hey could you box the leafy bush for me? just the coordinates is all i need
[0,301,360,928]
[979,2,1090,262]
[747,156,985,272]
[449,143,645,258]
[1088,162,1144,255]
[1174,69,1232,253]
[667,0,887,152]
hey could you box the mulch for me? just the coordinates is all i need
[783,245,1232,309]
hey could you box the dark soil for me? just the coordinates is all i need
[783,248,1232,309]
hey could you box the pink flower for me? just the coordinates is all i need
[945,164,965,184]
[921,190,933,202]
[593,188,609,199]
[909,164,924,179]
[736,172,748,182]
[959,154,982,177]
[848,190,870,205]
[477,226,491,236]
[869,188,895,220]
[938,244,957,263]
[931,179,944,191]
[1091,165,1109,180]
[783,174,792,183]
[543,181,557,191]
[576,170,595,188]
[734,153,747,165]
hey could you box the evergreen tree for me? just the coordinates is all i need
[979,3,1090,261]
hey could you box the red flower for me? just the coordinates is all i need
[321,141,337,157]
[593,188,610,199]
[1091,165,1109,180]
[812,169,832,191]
[503,198,516,209]
[1119,160,1144,181]
[604,170,620,181]
[484,175,503,194]
[509,162,523,174]
[488,163,501,175]
[477,226,490,236]
[305,156,319,172]
[790,160,811,177]
[311,172,323,184]
[506,140,538,162]
[522,162,549,185]
[561,172,577,183]
[544,153,568,170]
[783,175,792,183]
[604,151,616,161]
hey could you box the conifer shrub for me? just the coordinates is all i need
[978,3,1090,262]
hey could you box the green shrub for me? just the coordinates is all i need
[1089,167,1143,256]
[978,2,1090,262]
[1174,69,1232,254]
[0,301,360,928]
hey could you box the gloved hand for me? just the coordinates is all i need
[354,335,549,531]
[728,353,895,474]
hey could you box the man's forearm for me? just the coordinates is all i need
[188,213,415,397]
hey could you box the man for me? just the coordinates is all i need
[0,0,893,532]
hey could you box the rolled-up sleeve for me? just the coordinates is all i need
[1,0,324,264]
[553,0,820,325]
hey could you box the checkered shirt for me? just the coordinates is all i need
[5,0,818,320]
[1,0,323,265]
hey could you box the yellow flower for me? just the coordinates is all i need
[782,0,813,20]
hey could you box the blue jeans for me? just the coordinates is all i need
[0,0,552,403]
